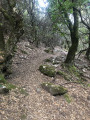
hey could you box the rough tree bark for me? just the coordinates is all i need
[86,31,90,59]
[65,0,79,64]
[0,25,5,51]
[0,0,23,74]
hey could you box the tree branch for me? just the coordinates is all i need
[57,0,73,31]
[75,8,90,30]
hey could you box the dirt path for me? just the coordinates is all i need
[0,41,90,120]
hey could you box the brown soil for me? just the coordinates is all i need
[0,41,90,120]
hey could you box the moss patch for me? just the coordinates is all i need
[44,58,53,63]
[57,64,85,84]
[20,49,28,54]
[19,88,28,96]
[0,74,7,84]
[53,61,60,65]
[57,71,71,81]
[67,65,80,77]
[0,73,17,94]
[41,82,68,96]
[21,114,27,120]
[64,93,72,103]
[87,84,90,87]
[39,65,56,77]
[44,48,53,53]
[6,83,16,90]
[44,57,60,65]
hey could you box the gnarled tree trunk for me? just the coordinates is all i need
[0,0,23,74]
[65,32,78,63]
[65,2,79,64]
[86,31,90,59]
[0,25,5,51]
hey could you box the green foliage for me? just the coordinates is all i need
[23,10,28,17]
[48,0,74,23]
[83,0,90,4]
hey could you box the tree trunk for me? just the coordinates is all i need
[86,31,90,59]
[0,25,5,67]
[0,25,5,51]
[65,4,79,64]
[65,32,78,63]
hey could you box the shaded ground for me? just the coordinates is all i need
[0,41,90,120]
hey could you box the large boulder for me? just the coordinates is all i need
[41,82,68,96]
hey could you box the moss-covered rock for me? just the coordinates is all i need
[0,73,16,94]
[41,82,68,96]
[39,65,56,77]
[0,84,9,94]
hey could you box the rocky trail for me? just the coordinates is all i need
[0,41,90,120]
